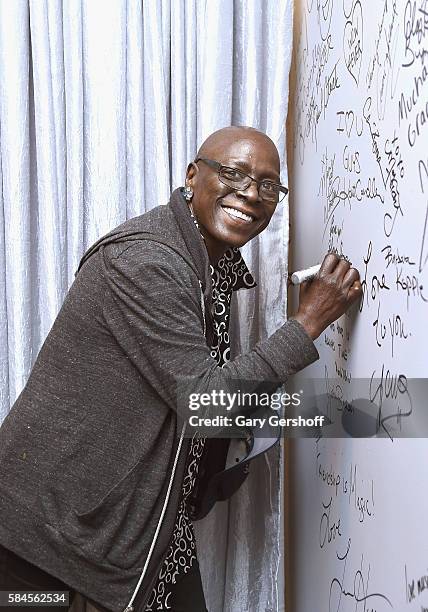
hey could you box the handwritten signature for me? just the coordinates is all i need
[403,0,428,68]
[329,538,393,612]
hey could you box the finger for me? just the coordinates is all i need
[299,279,311,296]
[318,252,340,276]
[331,257,351,282]
[347,279,363,301]
[342,267,360,289]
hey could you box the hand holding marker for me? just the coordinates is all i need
[289,253,363,340]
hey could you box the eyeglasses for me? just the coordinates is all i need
[194,158,289,203]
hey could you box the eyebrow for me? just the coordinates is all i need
[224,158,280,182]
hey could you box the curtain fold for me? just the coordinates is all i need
[0,0,32,403]
[0,2,293,610]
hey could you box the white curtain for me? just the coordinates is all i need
[0,1,293,610]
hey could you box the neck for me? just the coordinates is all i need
[202,233,228,265]
[187,201,227,265]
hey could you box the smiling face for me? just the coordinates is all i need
[185,127,281,263]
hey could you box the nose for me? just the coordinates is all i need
[237,179,262,203]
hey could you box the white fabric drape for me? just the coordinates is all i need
[0,1,293,610]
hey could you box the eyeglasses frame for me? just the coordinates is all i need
[193,157,289,203]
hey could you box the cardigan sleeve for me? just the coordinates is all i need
[101,240,319,417]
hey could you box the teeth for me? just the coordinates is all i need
[222,206,254,222]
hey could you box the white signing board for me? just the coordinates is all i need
[289,0,428,611]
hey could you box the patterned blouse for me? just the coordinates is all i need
[145,246,256,611]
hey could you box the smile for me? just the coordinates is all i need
[221,206,255,223]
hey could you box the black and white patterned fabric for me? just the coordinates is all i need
[145,243,255,611]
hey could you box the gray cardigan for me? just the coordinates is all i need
[0,188,319,612]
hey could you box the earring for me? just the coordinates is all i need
[188,202,202,233]
[183,185,193,201]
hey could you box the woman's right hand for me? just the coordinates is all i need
[291,253,362,340]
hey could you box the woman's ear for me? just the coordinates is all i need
[185,162,198,188]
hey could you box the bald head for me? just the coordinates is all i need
[197,126,280,172]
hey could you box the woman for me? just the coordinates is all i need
[0,126,362,612]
